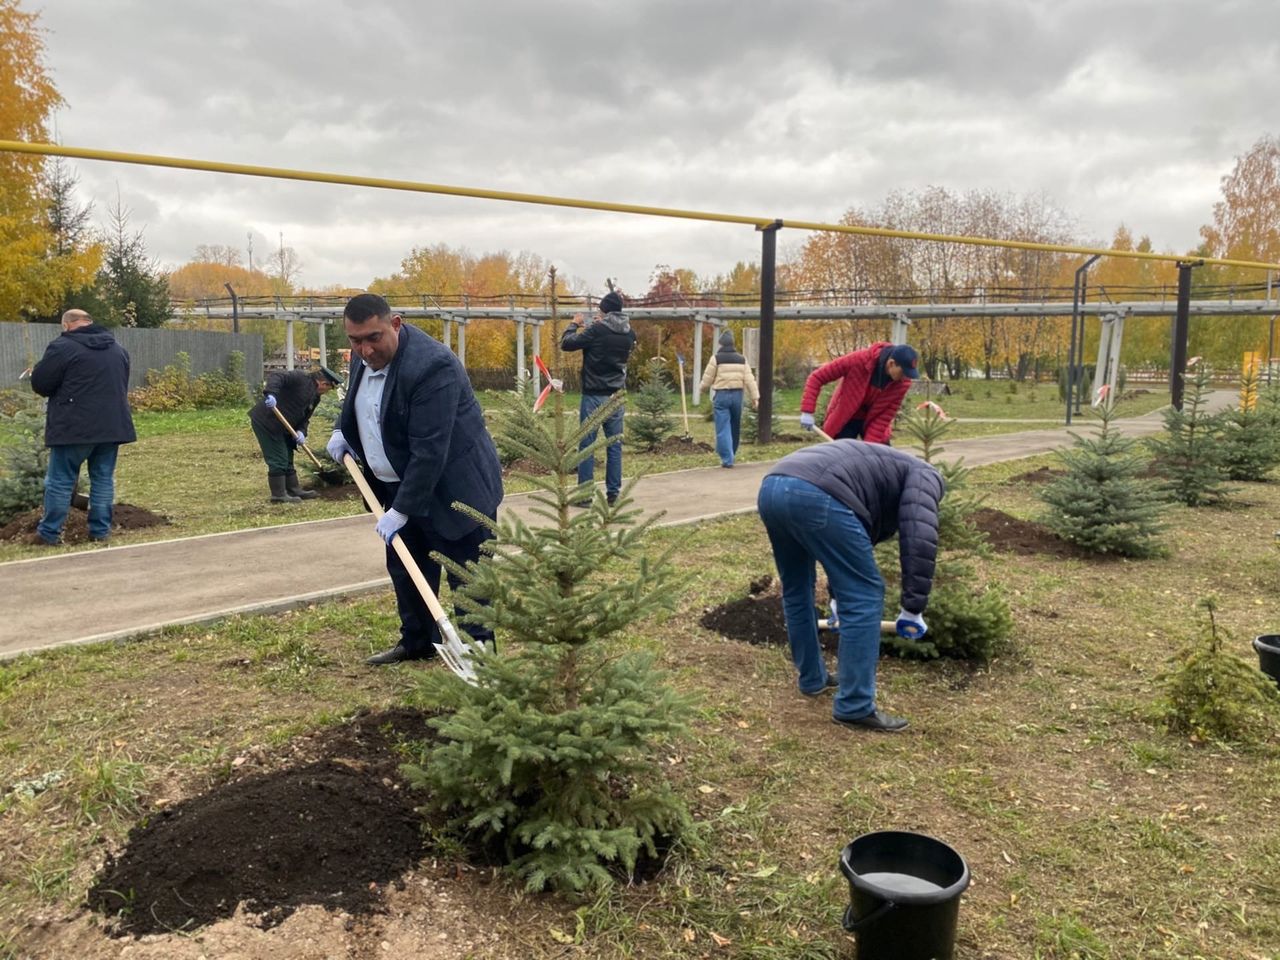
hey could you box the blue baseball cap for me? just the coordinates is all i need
[887,344,921,379]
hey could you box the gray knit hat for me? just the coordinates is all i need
[718,329,735,348]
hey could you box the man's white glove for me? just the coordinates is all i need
[895,608,927,640]
[799,412,815,431]
[294,431,306,445]
[263,394,277,409]
[375,508,408,544]
[326,430,354,464]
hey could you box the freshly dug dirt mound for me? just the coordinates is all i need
[312,482,359,501]
[0,503,167,544]
[86,708,432,936]
[1006,466,1064,485]
[646,436,714,454]
[972,507,1085,558]
[700,574,833,650]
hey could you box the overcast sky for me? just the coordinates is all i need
[33,0,1280,297]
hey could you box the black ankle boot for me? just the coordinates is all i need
[268,474,300,503]
[285,470,318,500]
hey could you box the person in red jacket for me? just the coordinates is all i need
[799,342,920,443]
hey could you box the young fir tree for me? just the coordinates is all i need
[742,389,782,443]
[628,358,675,451]
[402,386,690,893]
[1148,360,1232,506]
[1040,392,1167,557]
[1217,366,1280,482]
[1160,597,1280,744]
[876,401,1012,661]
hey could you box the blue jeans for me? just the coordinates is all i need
[757,474,885,719]
[712,389,744,466]
[38,443,120,543]
[578,393,624,497]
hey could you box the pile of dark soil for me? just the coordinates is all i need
[646,436,714,455]
[1006,465,1064,485]
[972,507,1085,558]
[312,482,359,501]
[0,502,167,545]
[87,708,432,936]
[700,574,833,650]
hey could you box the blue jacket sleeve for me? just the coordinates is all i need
[29,338,71,398]
[897,468,943,613]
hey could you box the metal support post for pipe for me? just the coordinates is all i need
[757,220,782,444]
[1170,263,1195,410]
[692,316,705,405]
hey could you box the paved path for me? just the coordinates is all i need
[0,394,1229,659]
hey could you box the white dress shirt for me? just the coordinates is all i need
[353,366,400,482]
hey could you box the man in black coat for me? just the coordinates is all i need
[561,289,636,505]
[757,441,944,732]
[326,294,503,665]
[248,366,341,503]
[30,309,137,546]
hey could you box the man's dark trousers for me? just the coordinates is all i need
[372,477,495,656]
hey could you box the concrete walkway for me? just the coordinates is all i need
[0,395,1225,659]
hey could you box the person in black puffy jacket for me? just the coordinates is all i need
[757,440,944,732]
[248,366,341,503]
[560,289,636,504]
[30,309,137,546]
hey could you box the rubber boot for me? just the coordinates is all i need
[268,473,301,503]
[285,469,319,500]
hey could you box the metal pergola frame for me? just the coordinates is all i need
[182,297,1280,410]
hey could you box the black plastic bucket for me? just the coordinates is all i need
[1254,635,1280,689]
[840,831,970,960]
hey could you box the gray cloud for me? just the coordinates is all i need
[33,0,1280,294]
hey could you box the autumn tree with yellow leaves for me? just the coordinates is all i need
[0,0,100,320]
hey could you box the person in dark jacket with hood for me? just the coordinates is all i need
[29,309,137,545]
[248,366,341,503]
[561,289,637,504]
[757,441,944,732]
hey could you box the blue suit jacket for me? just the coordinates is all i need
[339,323,503,540]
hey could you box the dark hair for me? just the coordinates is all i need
[344,293,391,324]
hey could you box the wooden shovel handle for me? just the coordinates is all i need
[814,426,835,443]
[340,453,449,623]
[270,405,324,470]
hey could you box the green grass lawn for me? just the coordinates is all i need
[2,463,1278,958]
[0,402,1030,563]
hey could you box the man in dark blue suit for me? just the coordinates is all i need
[327,294,503,665]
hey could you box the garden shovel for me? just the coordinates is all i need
[271,406,346,484]
[338,452,483,684]
[675,352,691,436]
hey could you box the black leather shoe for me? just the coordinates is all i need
[832,710,908,733]
[366,644,439,665]
[800,675,838,698]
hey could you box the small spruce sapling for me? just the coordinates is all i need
[1160,597,1280,744]
[1040,387,1167,557]
[1148,359,1232,506]
[402,384,691,893]
[879,401,1013,661]
[628,358,675,451]
[1217,365,1280,482]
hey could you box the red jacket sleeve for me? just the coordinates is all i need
[801,352,859,414]
[862,379,912,443]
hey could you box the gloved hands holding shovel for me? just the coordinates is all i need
[326,430,354,463]
[800,412,815,431]
[264,394,277,409]
[375,508,408,544]
[294,430,306,445]
[895,608,927,640]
